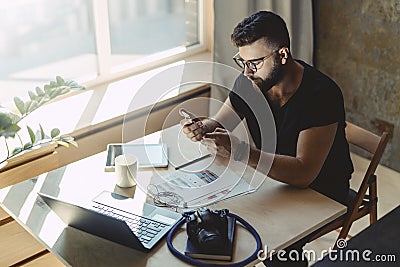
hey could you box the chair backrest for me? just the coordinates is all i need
[345,122,390,186]
[311,122,390,246]
[344,121,390,223]
[345,122,387,155]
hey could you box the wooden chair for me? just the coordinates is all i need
[310,121,390,248]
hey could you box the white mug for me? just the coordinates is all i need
[115,154,138,188]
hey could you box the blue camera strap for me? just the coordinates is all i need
[167,210,263,267]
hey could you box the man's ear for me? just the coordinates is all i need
[279,47,290,64]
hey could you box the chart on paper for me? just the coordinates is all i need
[153,167,255,207]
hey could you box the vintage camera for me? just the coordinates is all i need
[186,209,229,249]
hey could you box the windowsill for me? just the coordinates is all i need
[12,51,212,140]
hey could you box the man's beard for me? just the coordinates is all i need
[250,60,285,92]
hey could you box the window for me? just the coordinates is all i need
[0,0,97,103]
[108,0,199,72]
[0,0,205,104]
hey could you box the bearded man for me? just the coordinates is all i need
[183,11,354,266]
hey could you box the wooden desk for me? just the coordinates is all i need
[0,125,346,267]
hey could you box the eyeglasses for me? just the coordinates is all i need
[233,50,278,72]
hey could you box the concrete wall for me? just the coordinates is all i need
[314,0,400,171]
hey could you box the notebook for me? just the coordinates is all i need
[37,191,181,252]
[185,216,236,261]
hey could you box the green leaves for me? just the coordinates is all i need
[50,128,60,138]
[51,131,78,148]
[0,113,12,129]
[23,142,32,150]
[27,126,35,144]
[35,86,45,96]
[39,124,45,140]
[14,97,25,115]
[56,76,64,84]
[0,113,21,138]
[54,134,78,148]
[0,76,84,165]
[12,76,85,118]
[3,124,78,160]
[12,147,22,155]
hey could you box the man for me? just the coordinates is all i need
[183,11,354,266]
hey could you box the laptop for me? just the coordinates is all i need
[37,191,182,252]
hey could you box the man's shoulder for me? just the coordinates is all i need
[297,60,337,83]
[297,59,342,97]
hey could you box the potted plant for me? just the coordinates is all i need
[0,76,84,171]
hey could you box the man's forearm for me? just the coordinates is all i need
[246,145,315,188]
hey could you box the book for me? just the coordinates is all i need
[185,216,236,261]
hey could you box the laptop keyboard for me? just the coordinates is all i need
[92,203,168,244]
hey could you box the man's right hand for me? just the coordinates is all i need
[181,115,208,142]
[180,109,221,141]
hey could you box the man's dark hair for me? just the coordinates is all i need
[231,11,290,49]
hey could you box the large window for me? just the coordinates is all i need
[0,0,204,104]
[108,0,199,72]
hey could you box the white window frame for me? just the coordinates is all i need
[84,0,211,89]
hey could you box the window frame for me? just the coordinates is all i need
[84,0,211,90]
[0,1,212,106]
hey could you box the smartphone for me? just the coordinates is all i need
[179,108,202,124]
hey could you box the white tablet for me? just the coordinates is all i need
[105,143,168,171]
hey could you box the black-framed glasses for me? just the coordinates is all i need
[233,50,278,72]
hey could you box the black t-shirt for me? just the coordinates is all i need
[229,60,354,204]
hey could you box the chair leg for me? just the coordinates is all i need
[333,220,354,249]
[335,228,352,239]
[369,180,378,224]
[370,202,377,224]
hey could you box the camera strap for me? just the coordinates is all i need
[167,210,262,267]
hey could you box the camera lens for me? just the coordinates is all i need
[198,228,224,249]
[186,209,230,249]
